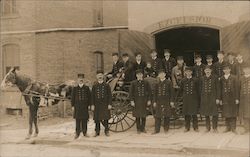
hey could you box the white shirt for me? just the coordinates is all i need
[98,80,104,84]
[136,60,141,64]
[152,56,157,60]
[224,74,230,79]
[207,63,213,66]
[196,62,202,66]
[79,84,84,88]
[187,76,192,79]
[160,78,166,82]
[165,56,170,61]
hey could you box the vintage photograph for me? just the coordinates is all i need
[0,0,249,157]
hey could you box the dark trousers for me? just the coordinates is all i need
[205,116,218,130]
[75,119,88,135]
[225,117,237,131]
[95,120,109,134]
[155,117,170,133]
[136,117,146,131]
[243,118,250,131]
[185,115,198,130]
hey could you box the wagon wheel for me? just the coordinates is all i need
[108,91,136,132]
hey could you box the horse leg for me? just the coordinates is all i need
[33,105,39,137]
[26,106,33,139]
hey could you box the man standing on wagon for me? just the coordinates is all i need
[107,52,123,79]
[152,69,174,134]
[129,69,152,134]
[71,73,91,139]
[92,70,112,137]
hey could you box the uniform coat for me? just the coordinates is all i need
[133,60,146,79]
[153,79,174,118]
[199,75,220,116]
[193,64,205,78]
[92,82,112,120]
[240,76,250,118]
[71,85,91,119]
[214,61,227,78]
[129,80,151,117]
[162,57,176,79]
[123,60,134,82]
[228,62,237,75]
[220,75,239,117]
[110,61,123,77]
[150,58,163,77]
[180,77,200,115]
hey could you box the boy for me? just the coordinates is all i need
[180,67,200,132]
[152,69,174,134]
[129,69,151,134]
[71,74,91,139]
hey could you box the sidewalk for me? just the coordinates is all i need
[0,116,249,157]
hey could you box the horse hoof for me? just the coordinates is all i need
[25,134,31,140]
[33,133,38,137]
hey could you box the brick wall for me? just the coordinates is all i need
[35,29,119,83]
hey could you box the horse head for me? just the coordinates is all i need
[1,68,18,90]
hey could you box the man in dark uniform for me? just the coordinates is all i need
[122,53,134,82]
[227,53,237,75]
[214,51,227,79]
[239,64,250,134]
[179,67,200,132]
[144,62,154,78]
[150,49,163,78]
[162,49,176,80]
[220,64,239,134]
[193,55,205,78]
[152,69,174,134]
[107,52,123,79]
[206,55,216,75]
[236,53,245,80]
[199,66,220,132]
[92,70,112,137]
[236,53,245,123]
[133,52,146,79]
[71,74,91,139]
[129,69,151,134]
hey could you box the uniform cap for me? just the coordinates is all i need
[77,73,84,78]
[135,69,143,74]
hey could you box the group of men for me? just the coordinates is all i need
[71,49,250,138]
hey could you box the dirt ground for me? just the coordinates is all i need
[0,114,249,157]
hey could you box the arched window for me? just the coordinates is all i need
[2,44,20,75]
[1,0,17,15]
[94,51,104,72]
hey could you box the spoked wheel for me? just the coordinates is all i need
[108,91,136,132]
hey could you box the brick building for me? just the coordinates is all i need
[0,1,249,113]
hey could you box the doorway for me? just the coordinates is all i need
[155,26,220,66]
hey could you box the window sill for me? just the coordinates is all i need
[1,13,20,19]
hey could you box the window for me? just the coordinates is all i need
[92,0,103,27]
[1,0,17,15]
[2,44,20,75]
[94,51,104,72]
